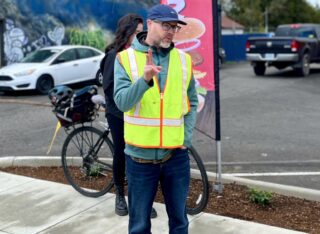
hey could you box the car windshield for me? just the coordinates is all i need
[275,27,316,38]
[20,49,61,63]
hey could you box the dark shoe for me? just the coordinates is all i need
[151,207,157,219]
[115,187,128,216]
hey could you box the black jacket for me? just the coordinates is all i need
[102,48,123,119]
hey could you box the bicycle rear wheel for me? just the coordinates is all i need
[61,126,114,197]
[186,146,209,215]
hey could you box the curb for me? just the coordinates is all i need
[1,156,320,203]
[207,172,320,202]
[0,156,62,167]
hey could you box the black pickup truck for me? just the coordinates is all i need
[246,24,320,77]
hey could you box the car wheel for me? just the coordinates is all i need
[295,53,310,77]
[95,69,103,87]
[36,75,54,94]
[253,62,266,76]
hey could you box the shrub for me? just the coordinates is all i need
[249,188,273,206]
[66,28,112,51]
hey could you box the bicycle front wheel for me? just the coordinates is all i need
[61,126,114,197]
[186,146,209,215]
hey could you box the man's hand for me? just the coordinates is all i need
[144,48,162,82]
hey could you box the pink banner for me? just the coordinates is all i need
[161,0,216,137]
[161,0,214,106]
[161,0,214,89]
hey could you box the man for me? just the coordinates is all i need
[114,4,198,234]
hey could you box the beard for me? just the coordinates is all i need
[151,33,172,48]
[160,41,171,48]
[160,34,173,48]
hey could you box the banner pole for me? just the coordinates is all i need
[213,0,223,193]
[0,18,5,68]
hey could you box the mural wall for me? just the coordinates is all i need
[4,19,64,64]
[0,0,159,64]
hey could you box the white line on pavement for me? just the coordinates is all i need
[223,171,320,177]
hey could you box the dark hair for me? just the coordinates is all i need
[105,13,143,53]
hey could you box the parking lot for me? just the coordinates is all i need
[1,62,320,190]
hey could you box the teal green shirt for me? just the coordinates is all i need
[114,32,198,160]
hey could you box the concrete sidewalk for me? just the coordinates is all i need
[0,171,306,234]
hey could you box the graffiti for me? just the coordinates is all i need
[26,35,50,53]
[48,26,65,45]
[4,19,28,64]
[4,19,65,64]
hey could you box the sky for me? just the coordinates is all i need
[306,0,320,7]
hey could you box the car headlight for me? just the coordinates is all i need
[14,69,36,77]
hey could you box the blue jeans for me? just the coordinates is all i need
[126,148,190,234]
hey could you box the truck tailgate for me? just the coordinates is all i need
[248,37,293,54]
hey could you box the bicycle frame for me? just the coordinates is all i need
[88,131,111,161]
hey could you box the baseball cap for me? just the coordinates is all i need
[147,4,187,25]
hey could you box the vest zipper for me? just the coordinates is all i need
[160,92,164,147]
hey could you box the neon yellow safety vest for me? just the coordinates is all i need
[118,47,192,148]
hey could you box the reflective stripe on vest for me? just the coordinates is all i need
[118,48,192,148]
[127,48,141,115]
[177,49,189,115]
[124,115,184,127]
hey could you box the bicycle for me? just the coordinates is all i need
[49,85,115,197]
[187,146,209,215]
[61,122,114,197]
[49,85,209,215]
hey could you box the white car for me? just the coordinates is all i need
[0,45,104,94]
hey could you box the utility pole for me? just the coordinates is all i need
[294,0,298,22]
[0,18,5,68]
[218,0,222,47]
[250,0,253,33]
[264,7,268,33]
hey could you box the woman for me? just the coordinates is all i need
[102,13,157,218]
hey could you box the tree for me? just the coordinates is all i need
[267,0,320,28]
[222,0,320,33]
[225,0,264,32]
[66,28,108,51]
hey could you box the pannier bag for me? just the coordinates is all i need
[49,85,98,127]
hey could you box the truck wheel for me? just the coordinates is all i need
[253,62,266,76]
[295,53,310,77]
